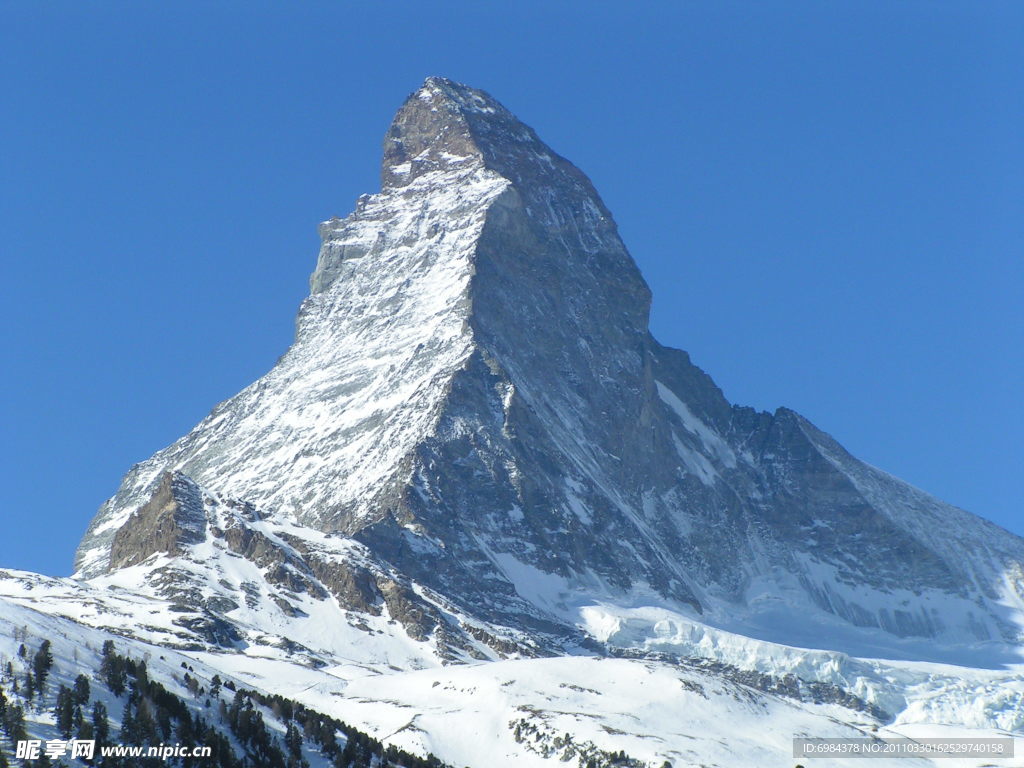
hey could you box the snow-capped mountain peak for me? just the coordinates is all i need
[46,77,1024,767]
[74,78,1024,660]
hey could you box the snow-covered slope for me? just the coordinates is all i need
[1,577,1021,767]
[7,76,1021,766]
[75,147,509,578]
[0,582,456,767]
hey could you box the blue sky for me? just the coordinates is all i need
[2,2,1021,576]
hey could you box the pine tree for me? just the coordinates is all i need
[72,674,90,706]
[286,721,303,759]
[31,640,53,694]
[100,644,126,697]
[5,703,27,743]
[121,698,137,743]
[92,700,110,745]
[54,685,75,738]
[75,714,94,743]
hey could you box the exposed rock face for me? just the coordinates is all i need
[108,472,206,569]
[76,77,1024,656]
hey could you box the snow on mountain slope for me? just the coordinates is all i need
[75,159,510,578]
[10,471,1024,762]
[798,413,1024,637]
[8,472,1023,762]
[12,475,542,670]
[0,585,461,768]
[578,604,1024,732]
[3,586,1019,768]
[305,656,1023,768]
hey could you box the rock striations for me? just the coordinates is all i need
[75,77,1024,662]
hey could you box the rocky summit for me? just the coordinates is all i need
[5,77,1019,768]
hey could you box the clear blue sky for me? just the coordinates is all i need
[2,2,1021,576]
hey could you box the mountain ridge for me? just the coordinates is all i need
[73,78,1024,664]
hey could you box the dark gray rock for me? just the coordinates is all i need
[108,472,206,570]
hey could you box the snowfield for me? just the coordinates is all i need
[2,566,1021,767]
